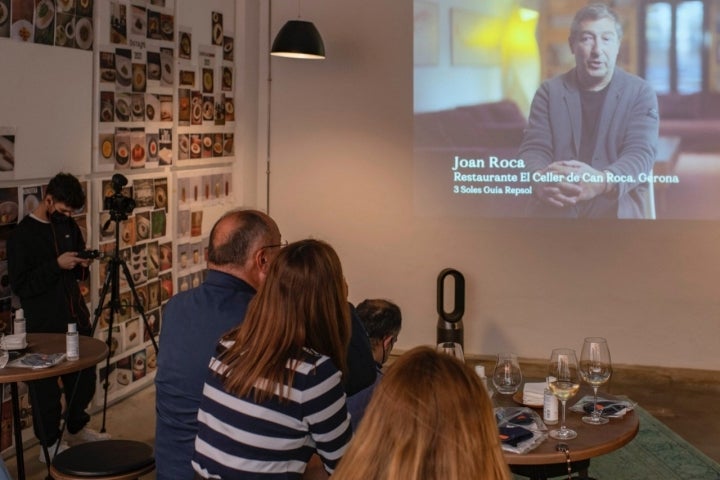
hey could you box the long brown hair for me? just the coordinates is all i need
[219,239,350,402]
[333,346,512,480]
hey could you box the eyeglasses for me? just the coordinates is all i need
[260,240,288,250]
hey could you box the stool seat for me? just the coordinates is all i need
[50,440,155,480]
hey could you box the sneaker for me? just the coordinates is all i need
[38,439,69,464]
[65,427,111,446]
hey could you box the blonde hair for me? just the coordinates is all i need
[219,239,350,402]
[333,346,511,480]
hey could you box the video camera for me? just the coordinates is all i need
[103,174,136,221]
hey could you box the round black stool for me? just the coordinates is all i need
[50,439,155,480]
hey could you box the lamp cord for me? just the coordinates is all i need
[266,0,273,215]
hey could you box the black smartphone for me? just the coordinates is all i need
[77,249,102,259]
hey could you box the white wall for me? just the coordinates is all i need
[262,0,720,370]
[1,0,718,372]
[0,41,91,179]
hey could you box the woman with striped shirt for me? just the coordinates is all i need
[192,239,352,479]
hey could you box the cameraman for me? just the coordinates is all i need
[8,172,108,463]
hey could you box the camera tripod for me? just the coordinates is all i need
[91,209,159,433]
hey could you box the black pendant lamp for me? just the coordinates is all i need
[271,19,325,59]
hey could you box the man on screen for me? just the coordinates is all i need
[519,3,659,218]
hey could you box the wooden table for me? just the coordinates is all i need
[496,387,639,478]
[0,333,108,480]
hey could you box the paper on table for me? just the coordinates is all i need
[8,353,66,369]
[1,333,27,350]
[523,381,546,405]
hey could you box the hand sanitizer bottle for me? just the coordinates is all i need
[475,364,490,394]
[66,323,80,361]
[14,308,26,334]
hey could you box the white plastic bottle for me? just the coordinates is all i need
[475,364,490,394]
[14,308,26,334]
[66,323,80,361]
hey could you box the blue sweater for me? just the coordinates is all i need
[154,270,256,480]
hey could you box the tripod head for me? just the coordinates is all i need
[102,174,136,230]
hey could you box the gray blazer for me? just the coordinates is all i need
[520,68,659,218]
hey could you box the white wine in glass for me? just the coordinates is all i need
[548,348,580,440]
[579,337,612,425]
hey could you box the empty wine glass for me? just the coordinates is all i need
[436,342,464,362]
[579,337,612,425]
[492,352,522,395]
[548,348,580,440]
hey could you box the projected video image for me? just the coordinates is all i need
[414,1,720,220]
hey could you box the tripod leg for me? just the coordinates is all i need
[91,258,115,337]
[119,259,160,354]
[92,257,123,434]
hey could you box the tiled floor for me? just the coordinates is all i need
[4,364,719,480]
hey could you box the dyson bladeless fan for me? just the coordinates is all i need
[436,268,465,348]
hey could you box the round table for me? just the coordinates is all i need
[0,333,109,480]
[498,392,638,465]
[1,333,108,382]
[496,386,639,479]
[493,385,640,480]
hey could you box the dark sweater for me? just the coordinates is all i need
[7,214,90,334]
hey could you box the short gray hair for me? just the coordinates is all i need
[569,3,623,43]
[207,209,275,266]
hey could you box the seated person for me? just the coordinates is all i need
[346,299,402,430]
[155,209,281,480]
[192,239,353,479]
[333,346,512,480]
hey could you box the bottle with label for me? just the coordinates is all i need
[543,387,559,425]
[14,308,26,334]
[66,323,80,361]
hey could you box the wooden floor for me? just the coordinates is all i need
[3,361,719,480]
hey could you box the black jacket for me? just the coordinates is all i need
[8,214,90,334]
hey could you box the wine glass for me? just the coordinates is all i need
[547,348,580,440]
[0,334,9,369]
[492,352,523,395]
[437,342,464,362]
[579,337,612,425]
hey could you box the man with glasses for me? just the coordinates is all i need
[156,209,377,479]
[8,172,108,463]
[155,209,282,480]
[346,298,402,430]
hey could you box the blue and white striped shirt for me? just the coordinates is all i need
[192,346,352,479]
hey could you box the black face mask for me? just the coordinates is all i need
[50,211,71,224]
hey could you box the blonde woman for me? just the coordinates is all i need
[334,346,512,480]
[192,239,353,479]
